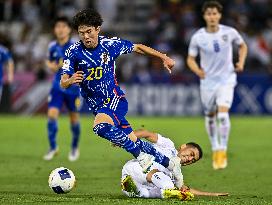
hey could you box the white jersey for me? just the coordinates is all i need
[122,134,178,187]
[188,24,244,90]
[151,134,178,176]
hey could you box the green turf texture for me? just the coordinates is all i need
[0,115,271,205]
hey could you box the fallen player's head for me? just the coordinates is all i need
[72,8,103,48]
[178,142,203,166]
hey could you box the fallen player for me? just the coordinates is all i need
[121,129,229,200]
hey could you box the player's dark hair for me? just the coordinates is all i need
[72,8,103,30]
[186,142,203,159]
[53,16,71,28]
[202,1,223,14]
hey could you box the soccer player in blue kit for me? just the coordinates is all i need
[43,17,81,161]
[60,9,184,188]
[0,44,14,103]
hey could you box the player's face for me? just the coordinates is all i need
[54,22,71,40]
[178,145,200,166]
[78,25,100,48]
[203,8,222,28]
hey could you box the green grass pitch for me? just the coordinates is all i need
[0,115,272,205]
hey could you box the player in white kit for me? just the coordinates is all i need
[121,129,228,200]
[187,1,248,170]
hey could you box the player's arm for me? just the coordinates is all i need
[46,59,62,73]
[60,72,84,89]
[186,55,205,79]
[133,44,175,73]
[189,188,229,196]
[46,45,62,72]
[7,59,14,84]
[180,185,228,196]
[235,42,248,72]
[60,49,84,89]
[134,129,158,143]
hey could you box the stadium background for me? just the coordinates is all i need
[0,0,272,115]
[0,1,272,205]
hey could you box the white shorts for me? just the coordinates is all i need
[121,160,160,198]
[200,84,235,115]
[121,159,149,186]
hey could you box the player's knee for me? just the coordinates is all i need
[93,113,115,127]
[70,113,79,124]
[206,112,216,117]
[48,108,59,119]
[218,106,229,113]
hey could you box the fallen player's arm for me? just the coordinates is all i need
[189,188,229,196]
[134,129,158,143]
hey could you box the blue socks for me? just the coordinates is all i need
[136,139,170,168]
[47,119,80,150]
[93,123,170,168]
[71,123,80,149]
[93,123,141,158]
[47,119,58,150]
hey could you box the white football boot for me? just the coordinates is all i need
[43,147,59,161]
[137,152,154,173]
[68,148,80,161]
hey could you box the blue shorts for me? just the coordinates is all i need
[48,88,81,112]
[96,96,133,135]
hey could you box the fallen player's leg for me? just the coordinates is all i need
[121,160,193,200]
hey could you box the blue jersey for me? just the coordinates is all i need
[0,45,12,85]
[48,40,79,94]
[62,36,134,112]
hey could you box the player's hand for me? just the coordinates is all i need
[71,71,84,84]
[162,55,175,73]
[235,61,244,73]
[196,69,205,79]
[211,192,229,196]
[180,185,190,192]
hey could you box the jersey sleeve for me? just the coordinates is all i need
[188,34,199,57]
[61,47,76,76]
[1,48,12,63]
[47,42,58,62]
[155,134,175,149]
[47,45,54,61]
[111,37,134,58]
[231,28,244,45]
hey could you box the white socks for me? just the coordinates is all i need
[205,115,220,151]
[137,172,175,199]
[151,172,175,190]
[217,112,231,151]
[205,112,231,151]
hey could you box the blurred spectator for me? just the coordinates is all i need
[0,0,272,84]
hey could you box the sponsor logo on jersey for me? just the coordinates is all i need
[222,34,228,42]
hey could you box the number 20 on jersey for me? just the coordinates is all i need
[86,67,103,80]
